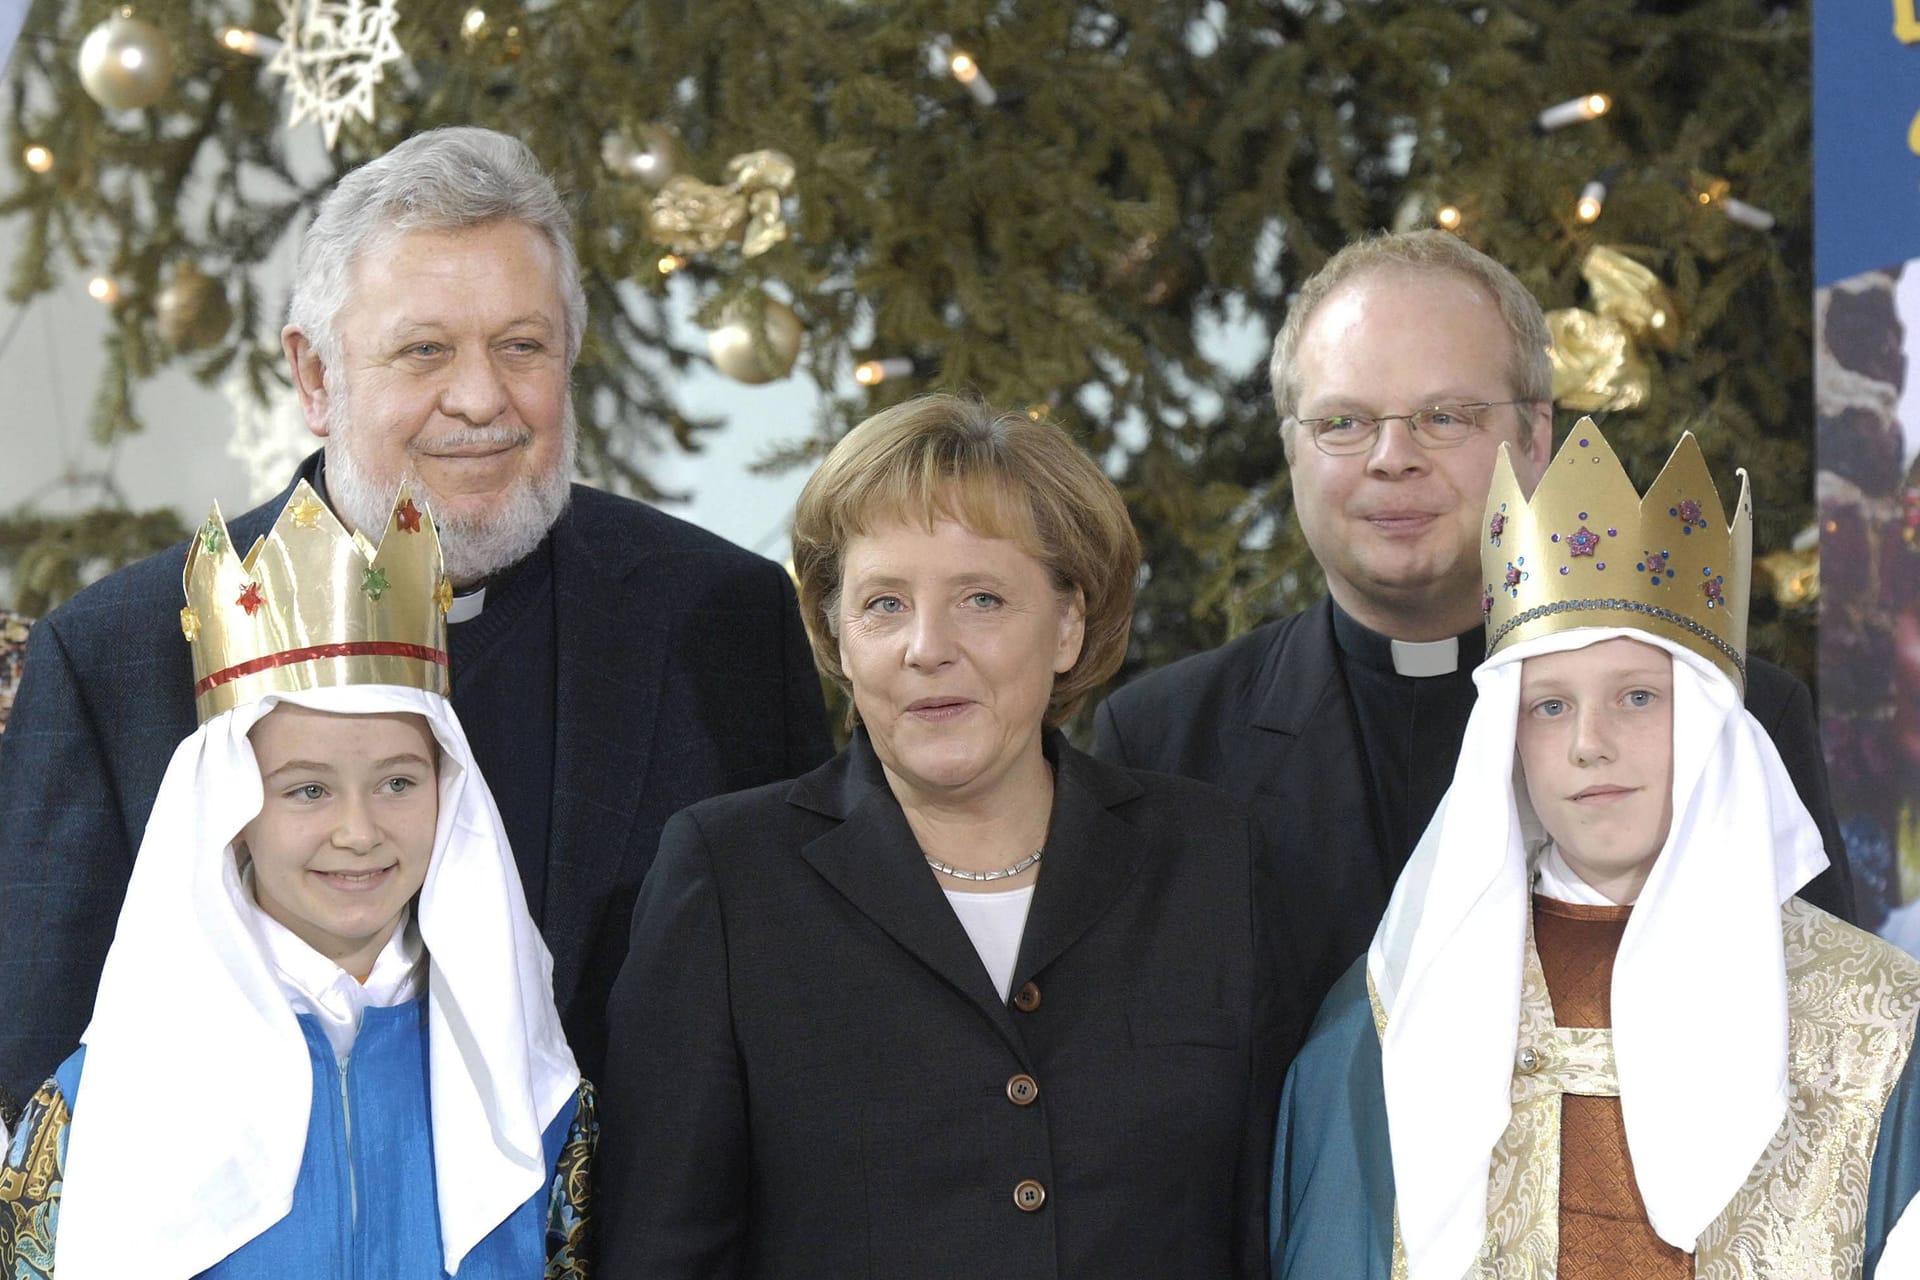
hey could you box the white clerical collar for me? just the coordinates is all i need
[1388,635,1460,677]
[447,586,487,623]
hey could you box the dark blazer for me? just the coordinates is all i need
[0,457,832,1097]
[1091,595,1857,1016]
[598,732,1299,1280]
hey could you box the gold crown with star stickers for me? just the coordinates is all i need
[180,480,452,722]
[1482,418,1752,689]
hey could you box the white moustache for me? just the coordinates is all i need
[421,426,533,451]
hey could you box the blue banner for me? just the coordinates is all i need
[1814,3,1920,284]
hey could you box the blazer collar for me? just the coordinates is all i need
[792,730,1148,1052]
[1250,595,1346,735]
[541,490,668,996]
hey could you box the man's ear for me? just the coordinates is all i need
[1515,400,1555,494]
[282,326,333,440]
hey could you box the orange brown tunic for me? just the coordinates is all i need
[1531,894,1691,1279]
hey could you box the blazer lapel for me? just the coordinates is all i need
[542,495,668,1003]
[794,738,1028,1053]
[1011,742,1147,989]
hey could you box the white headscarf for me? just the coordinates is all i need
[55,684,579,1280]
[1370,627,1829,1280]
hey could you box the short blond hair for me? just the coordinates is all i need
[792,396,1140,728]
[1269,230,1554,430]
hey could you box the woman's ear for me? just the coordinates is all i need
[1054,586,1087,675]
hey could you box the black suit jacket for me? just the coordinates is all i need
[0,457,832,1096]
[598,732,1299,1280]
[1091,595,1857,1016]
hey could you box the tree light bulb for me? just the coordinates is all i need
[1435,205,1463,231]
[22,145,53,173]
[219,26,281,57]
[462,8,488,35]
[1538,93,1612,131]
[656,254,686,275]
[855,357,914,386]
[87,275,120,303]
[947,50,998,105]
[1575,180,1606,223]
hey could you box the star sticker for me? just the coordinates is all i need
[200,521,226,557]
[394,497,422,533]
[1488,510,1506,542]
[179,607,200,641]
[434,576,454,615]
[237,582,265,616]
[361,567,391,601]
[267,0,405,151]
[290,493,326,529]
[1566,525,1600,558]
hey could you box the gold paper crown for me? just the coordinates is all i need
[1482,419,1752,688]
[181,481,452,722]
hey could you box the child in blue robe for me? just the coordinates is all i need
[0,483,592,1278]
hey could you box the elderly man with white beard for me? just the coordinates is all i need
[0,128,833,1100]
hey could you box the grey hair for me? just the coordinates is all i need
[1268,230,1554,428]
[288,126,587,369]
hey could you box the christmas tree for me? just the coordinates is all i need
[1,0,1815,687]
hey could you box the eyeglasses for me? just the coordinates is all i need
[1289,400,1535,456]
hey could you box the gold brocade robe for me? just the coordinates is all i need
[1376,897,1920,1279]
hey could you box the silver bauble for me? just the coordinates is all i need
[155,261,234,352]
[708,298,803,385]
[78,11,175,112]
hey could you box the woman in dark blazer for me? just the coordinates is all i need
[599,395,1297,1279]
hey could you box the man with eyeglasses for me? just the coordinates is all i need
[1092,229,1854,1012]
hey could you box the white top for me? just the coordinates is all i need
[943,885,1036,1002]
[246,879,427,1062]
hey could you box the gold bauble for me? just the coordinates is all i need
[707,298,803,384]
[155,261,234,352]
[78,10,175,112]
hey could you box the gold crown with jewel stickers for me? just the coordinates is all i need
[180,480,452,722]
[1482,418,1751,689]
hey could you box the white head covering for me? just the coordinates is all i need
[54,683,579,1280]
[1370,626,1828,1280]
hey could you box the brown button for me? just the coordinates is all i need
[1013,1178,1047,1212]
[1013,981,1042,1012]
[1006,1073,1039,1106]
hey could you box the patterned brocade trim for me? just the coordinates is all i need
[1692,900,1920,1279]
[0,1077,68,1280]
[1510,1026,1618,1105]
[1379,900,1920,1280]
[546,1078,598,1279]
[1490,598,1745,684]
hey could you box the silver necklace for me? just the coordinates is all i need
[925,848,1044,882]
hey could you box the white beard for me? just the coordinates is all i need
[322,385,576,584]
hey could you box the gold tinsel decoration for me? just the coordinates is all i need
[1545,246,1681,412]
[649,150,796,258]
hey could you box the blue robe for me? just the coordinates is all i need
[1,998,594,1277]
